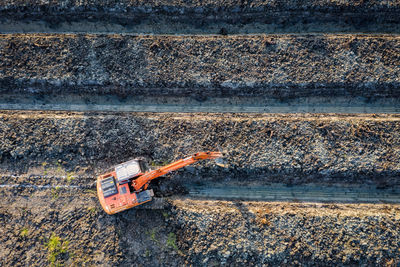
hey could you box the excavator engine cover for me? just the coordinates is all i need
[115,159,142,183]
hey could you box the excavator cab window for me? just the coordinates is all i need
[128,179,136,194]
[115,159,148,184]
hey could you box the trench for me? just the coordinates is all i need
[2,180,400,204]
[2,20,400,35]
[2,9,400,34]
[186,183,400,204]
[1,95,399,113]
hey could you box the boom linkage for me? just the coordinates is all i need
[133,151,223,191]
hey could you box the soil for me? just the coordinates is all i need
[1,0,400,29]
[1,34,400,99]
[2,185,400,266]
[1,111,399,265]
[2,0,400,265]
[0,185,183,266]
[171,199,400,265]
[0,111,399,187]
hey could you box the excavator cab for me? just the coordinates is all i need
[97,158,154,214]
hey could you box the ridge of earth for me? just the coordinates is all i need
[1,0,400,24]
[1,33,400,100]
[0,111,399,188]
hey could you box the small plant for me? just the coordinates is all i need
[85,189,97,195]
[66,172,75,183]
[51,186,61,199]
[148,228,158,244]
[56,161,63,174]
[162,211,169,218]
[20,227,29,238]
[45,233,69,266]
[166,232,179,251]
[149,161,157,167]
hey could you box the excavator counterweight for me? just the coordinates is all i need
[97,151,223,214]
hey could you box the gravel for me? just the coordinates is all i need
[171,199,400,265]
[1,34,400,99]
[0,111,399,187]
[1,0,399,25]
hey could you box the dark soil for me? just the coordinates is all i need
[171,199,400,266]
[1,0,400,28]
[0,111,399,187]
[0,186,183,266]
[1,34,399,99]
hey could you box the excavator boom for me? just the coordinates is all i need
[133,151,223,190]
[97,151,223,214]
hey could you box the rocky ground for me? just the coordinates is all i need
[1,0,400,29]
[0,111,399,187]
[1,34,399,99]
[2,185,399,266]
[0,185,183,266]
[0,110,399,265]
[171,199,400,266]
[1,0,400,266]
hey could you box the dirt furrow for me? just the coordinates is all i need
[187,184,400,203]
[1,96,400,113]
[1,34,399,101]
[171,199,400,265]
[1,0,400,33]
[0,111,399,188]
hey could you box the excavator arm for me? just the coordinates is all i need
[97,151,224,214]
[133,151,223,191]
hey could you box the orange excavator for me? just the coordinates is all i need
[97,151,223,214]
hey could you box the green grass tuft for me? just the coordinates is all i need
[45,233,69,266]
[166,232,179,251]
[66,172,75,183]
[87,206,96,214]
[20,227,29,238]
